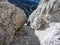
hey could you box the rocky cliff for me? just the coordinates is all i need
[0,0,60,45]
[28,0,60,45]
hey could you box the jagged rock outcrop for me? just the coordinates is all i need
[28,0,60,26]
[0,1,27,45]
[35,23,60,45]
[27,0,46,26]
[28,0,60,45]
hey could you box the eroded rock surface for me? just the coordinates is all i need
[28,0,60,45]
[0,2,26,45]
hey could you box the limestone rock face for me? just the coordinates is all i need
[28,0,60,28]
[0,2,27,45]
[27,0,46,25]
[28,0,60,45]
[34,23,60,45]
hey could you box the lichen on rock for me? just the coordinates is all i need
[0,2,27,45]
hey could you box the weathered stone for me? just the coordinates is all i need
[0,2,27,45]
[28,0,60,45]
